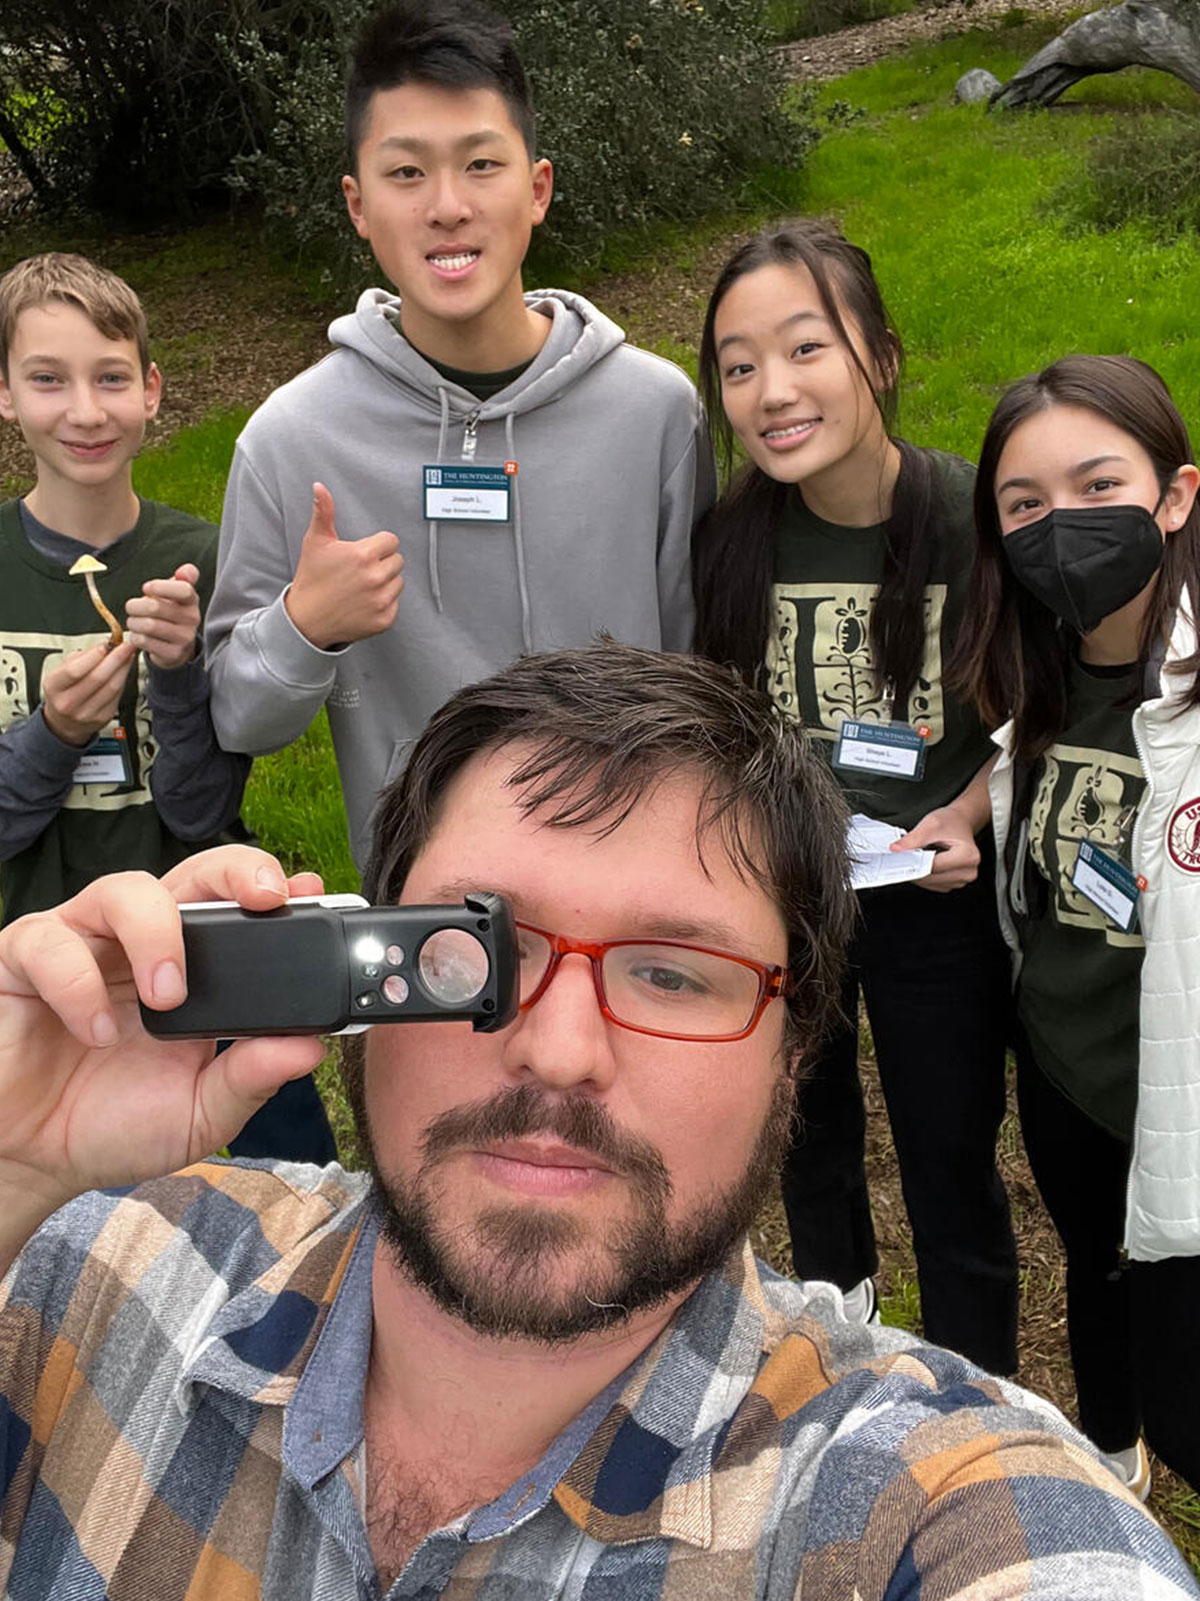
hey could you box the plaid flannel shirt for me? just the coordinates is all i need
[2,1159,1196,1600]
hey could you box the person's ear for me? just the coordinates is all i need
[784,1041,806,1084]
[343,173,370,240]
[143,362,162,421]
[0,375,14,422]
[530,158,553,227]
[1163,464,1200,532]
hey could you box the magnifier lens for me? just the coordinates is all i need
[417,928,489,1004]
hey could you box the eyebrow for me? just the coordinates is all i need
[17,353,135,370]
[420,881,758,954]
[375,130,507,156]
[716,308,823,356]
[996,454,1131,497]
[624,916,757,952]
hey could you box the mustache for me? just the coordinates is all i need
[419,1085,671,1197]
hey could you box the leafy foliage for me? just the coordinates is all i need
[519,2,801,243]
[0,0,337,219]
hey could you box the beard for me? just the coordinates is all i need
[343,1050,795,1345]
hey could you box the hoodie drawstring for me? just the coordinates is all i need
[428,396,530,649]
[507,411,533,653]
[428,387,450,614]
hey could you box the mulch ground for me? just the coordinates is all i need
[777,0,1080,81]
[1,6,1192,1535]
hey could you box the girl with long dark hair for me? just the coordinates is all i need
[693,220,1018,1377]
[956,354,1200,1496]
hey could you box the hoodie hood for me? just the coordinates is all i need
[327,288,628,649]
[328,286,626,421]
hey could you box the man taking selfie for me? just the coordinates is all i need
[1,643,1196,1598]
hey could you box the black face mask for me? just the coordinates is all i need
[1001,503,1165,634]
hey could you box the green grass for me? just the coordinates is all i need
[879,1271,923,1333]
[1161,1484,1200,1579]
[149,328,216,380]
[241,713,357,891]
[792,25,1200,454]
[132,407,251,524]
[646,336,700,381]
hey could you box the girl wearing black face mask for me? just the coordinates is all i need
[955,354,1200,1498]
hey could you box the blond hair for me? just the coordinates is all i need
[0,253,150,378]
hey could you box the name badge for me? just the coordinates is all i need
[423,463,514,522]
[73,727,133,787]
[833,720,929,782]
[1071,839,1143,932]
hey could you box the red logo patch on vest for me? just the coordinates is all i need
[1167,797,1200,873]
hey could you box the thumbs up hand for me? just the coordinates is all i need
[284,482,404,650]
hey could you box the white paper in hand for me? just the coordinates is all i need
[848,814,935,891]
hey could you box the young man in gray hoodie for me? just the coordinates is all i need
[206,0,714,869]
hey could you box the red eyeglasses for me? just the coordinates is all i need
[513,921,791,1042]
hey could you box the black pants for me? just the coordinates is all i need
[781,862,1019,1375]
[1017,1045,1200,1489]
[228,1072,338,1166]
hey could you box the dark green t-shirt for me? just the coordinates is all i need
[420,350,535,403]
[1015,653,1146,1140]
[0,498,225,923]
[766,449,992,829]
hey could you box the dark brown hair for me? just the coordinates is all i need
[363,638,855,1056]
[694,218,942,713]
[345,0,536,172]
[952,354,1200,761]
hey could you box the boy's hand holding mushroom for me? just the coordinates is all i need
[124,562,203,670]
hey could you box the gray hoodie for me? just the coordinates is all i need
[206,288,713,867]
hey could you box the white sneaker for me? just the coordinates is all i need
[1103,1438,1151,1503]
[842,1276,881,1326]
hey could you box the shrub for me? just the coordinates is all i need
[516,1,802,246]
[0,0,341,219]
[227,0,809,284]
[1078,113,1200,239]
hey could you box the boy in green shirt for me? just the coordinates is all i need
[0,252,334,1162]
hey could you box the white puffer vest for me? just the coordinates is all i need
[989,599,1200,1261]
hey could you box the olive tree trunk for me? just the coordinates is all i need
[991,1,1200,107]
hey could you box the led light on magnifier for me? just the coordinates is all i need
[353,935,386,966]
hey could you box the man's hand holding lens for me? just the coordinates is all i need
[0,847,327,1278]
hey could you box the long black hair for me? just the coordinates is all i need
[693,219,943,713]
[952,354,1200,762]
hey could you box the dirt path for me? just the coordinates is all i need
[779,0,1078,80]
